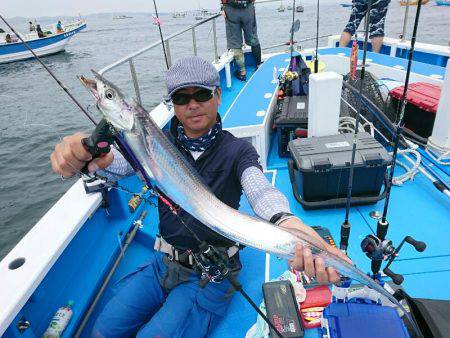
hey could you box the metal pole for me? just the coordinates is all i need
[129,59,142,106]
[400,0,410,41]
[212,19,219,63]
[192,28,198,56]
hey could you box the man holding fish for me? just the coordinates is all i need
[51,56,349,337]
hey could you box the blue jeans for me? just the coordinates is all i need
[92,251,236,338]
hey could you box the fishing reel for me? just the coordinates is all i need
[277,71,299,98]
[81,118,115,207]
[279,70,299,84]
[361,234,426,285]
[361,235,395,261]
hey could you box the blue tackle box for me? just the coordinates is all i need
[321,302,410,338]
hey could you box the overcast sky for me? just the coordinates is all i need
[2,0,226,18]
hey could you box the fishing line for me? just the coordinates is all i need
[0,14,97,126]
[339,0,372,252]
[152,0,169,70]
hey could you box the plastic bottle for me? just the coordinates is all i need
[42,301,74,338]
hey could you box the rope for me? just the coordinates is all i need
[391,148,421,185]
[338,101,421,186]
[339,116,374,137]
[426,137,450,165]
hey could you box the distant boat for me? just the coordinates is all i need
[278,1,286,12]
[194,9,215,20]
[172,11,187,18]
[113,15,133,20]
[287,5,293,10]
[435,0,450,5]
[0,20,86,64]
[296,5,304,12]
[399,0,429,5]
[340,3,353,7]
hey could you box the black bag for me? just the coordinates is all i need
[394,289,450,338]
[292,54,311,96]
[281,55,311,97]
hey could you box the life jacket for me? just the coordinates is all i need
[221,0,254,9]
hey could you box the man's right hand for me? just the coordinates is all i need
[50,132,114,178]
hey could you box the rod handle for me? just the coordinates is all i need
[405,236,426,252]
[384,267,404,285]
[81,119,114,174]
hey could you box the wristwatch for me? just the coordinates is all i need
[270,212,295,226]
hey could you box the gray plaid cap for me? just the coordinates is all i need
[166,56,220,99]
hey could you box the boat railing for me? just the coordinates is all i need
[262,34,333,51]
[99,14,221,105]
[98,0,282,104]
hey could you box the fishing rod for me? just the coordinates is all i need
[314,0,320,73]
[152,0,169,70]
[74,210,148,337]
[339,0,372,252]
[374,0,425,269]
[0,14,97,126]
[149,185,285,337]
[0,14,282,337]
[0,11,289,337]
[289,0,296,65]
[357,0,428,285]
[262,34,333,51]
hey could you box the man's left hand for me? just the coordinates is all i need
[278,217,351,285]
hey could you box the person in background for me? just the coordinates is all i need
[56,20,63,33]
[221,0,262,82]
[29,21,36,32]
[5,34,12,43]
[339,0,391,53]
[36,24,45,38]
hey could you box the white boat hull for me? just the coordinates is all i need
[0,22,86,64]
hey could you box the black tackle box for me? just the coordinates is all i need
[287,132,391,209]
[274,96,308,157]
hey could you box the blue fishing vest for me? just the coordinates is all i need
[158,115,262,250]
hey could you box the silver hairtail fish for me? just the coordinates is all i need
[79,71,420,336]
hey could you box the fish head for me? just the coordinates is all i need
[78,70,134,131]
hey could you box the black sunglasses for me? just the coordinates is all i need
[171,88,214,105]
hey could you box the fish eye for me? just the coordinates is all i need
[105,89,115,100]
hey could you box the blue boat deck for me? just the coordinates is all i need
[5,48,450,338]
[71,132,450,337]
[220,53,291,129]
